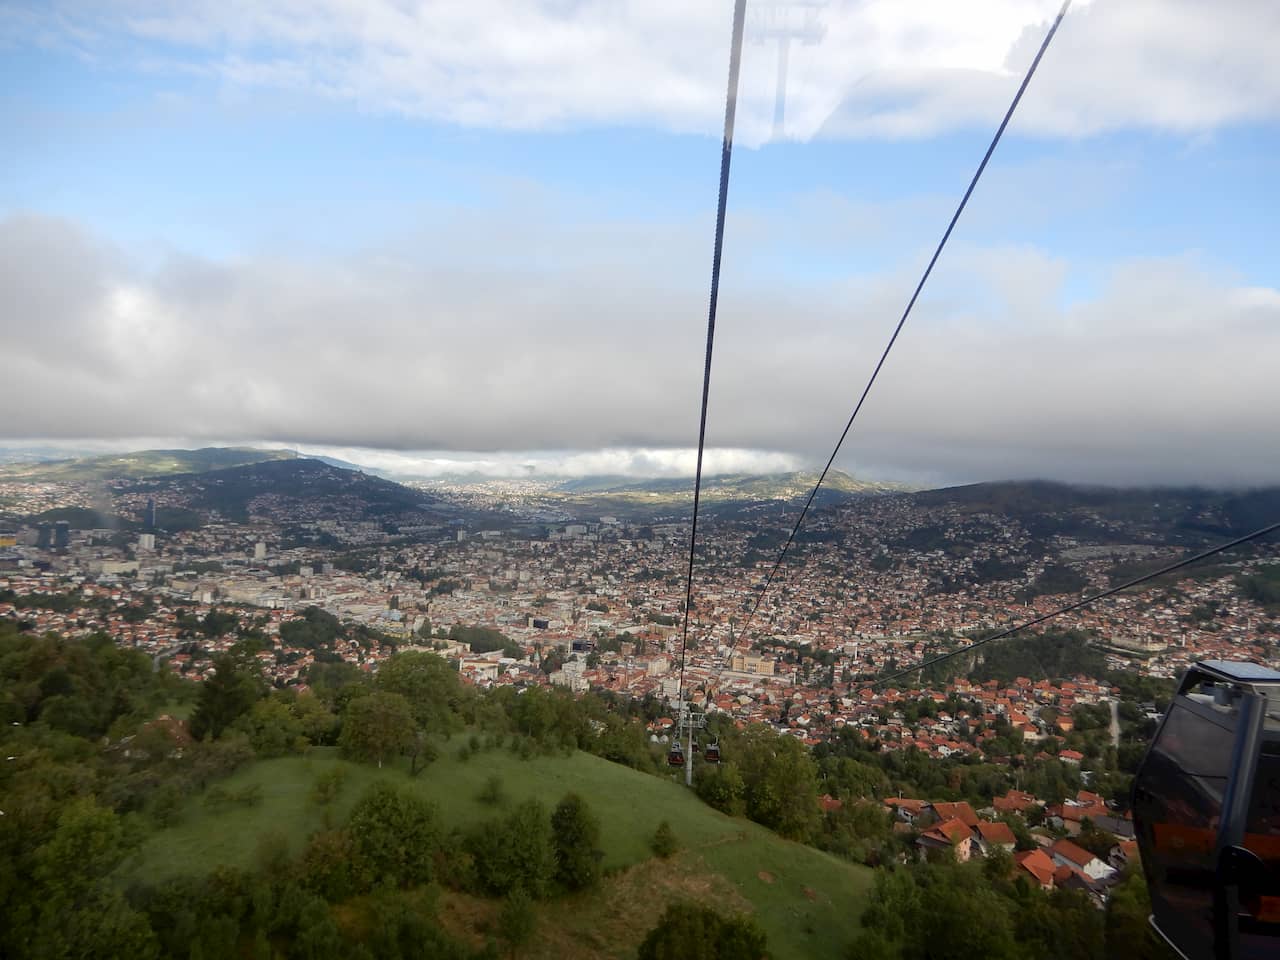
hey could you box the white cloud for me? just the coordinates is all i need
[13,0,1280,143]
[290,445,804,479]
[820,0,1280,140]
[3,211,1279,487]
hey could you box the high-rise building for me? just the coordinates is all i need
[146,498,157,530]
[254,541,267,561]
[54,521,70,549]
[138,533,156,552]
[37,525,52,548]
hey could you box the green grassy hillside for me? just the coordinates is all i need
[127,745,873,960]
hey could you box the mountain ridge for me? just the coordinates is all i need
[552,470,904,498]
[116,458,441,523]
[0,446,299,482]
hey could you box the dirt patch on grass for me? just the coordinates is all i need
[757,871,775,884]
[802,886,817,901]
[437,891,498,950]
[536,856,751,960]
[333,887,444,944]
[438,854,751,960]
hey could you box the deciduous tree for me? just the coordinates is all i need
[551,793,601,890]
[375,651,466,733]
[467,800,555,898]
[190,653,264,741]
[346,782,440,889]
[340,692,415,768]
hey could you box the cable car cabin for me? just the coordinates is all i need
[1132,660,1280,960]
[667,744,685,767]
[704,740,721,764]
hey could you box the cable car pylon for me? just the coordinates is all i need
[669,699,709,787]
[685,703,694,788]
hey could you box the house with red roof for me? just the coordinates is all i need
[1047,798,1110,837]
[975,820,1017,855]
[1015,848,1056,890]
[1053,863,1099,898]
[884,797,927,823]
[929,800,979,830]
[1050,838,1117,882]
[917,818,974,862]
[993,789,1040,816]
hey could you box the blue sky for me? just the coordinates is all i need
[7,38,1277,280]
[2,1,1278,485]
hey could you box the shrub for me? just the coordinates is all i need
[310,766,348,807]
[478,774,505,806]
[651,820,679,859]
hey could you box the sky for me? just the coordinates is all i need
[2,0,1278,487]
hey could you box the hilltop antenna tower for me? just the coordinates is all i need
[747,1,827,140]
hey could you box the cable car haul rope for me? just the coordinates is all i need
[674,0,1072,773]
[673,5,1279,955]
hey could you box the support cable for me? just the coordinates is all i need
[712,0,1073,685]
[676,0,749,732]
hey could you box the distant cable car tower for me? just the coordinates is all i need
[671,700,709,786]
[746,0,827,140]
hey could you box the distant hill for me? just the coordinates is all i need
[0,445,109,467]
[309,454,389,477]
[117,458,442,524]
[908,479,1280,544]
[0,447,298,483]
[515,470,902,521]
[555,470,901,499]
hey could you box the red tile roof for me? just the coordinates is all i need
[1015,849,1056,887]
[977,821,1017,846]
[993,789,1039,814]
[1051,838,1097,868]
[931,801,979,829]
[884,797,927,815]
[923,818,972,846]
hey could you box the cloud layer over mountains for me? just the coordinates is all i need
[4,210,1278,486]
